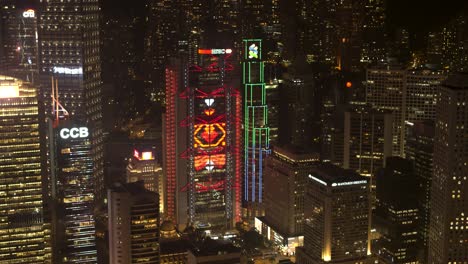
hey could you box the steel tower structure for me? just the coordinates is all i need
[179,48,242,229]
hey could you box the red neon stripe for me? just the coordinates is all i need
[198,49,212,55]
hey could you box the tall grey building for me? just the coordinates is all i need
[427,73,468,263]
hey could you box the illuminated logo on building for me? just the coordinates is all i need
[248,44,259,59]
[53,67,83,75]
[198,49,233,55]
[134,149,155,160]
[60,127,89,139]
[23,9,35,18]
[194,123,226,148]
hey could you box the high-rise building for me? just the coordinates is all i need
[243,39,270,218]
[0,75,51,262]
[175,47,242,230]
[37,0,104,201]
[108,181,160,264]
[256,146,319,255]
[343,105,393,178]
[145,0,180,105]
[366,65,406,156]
[49,120,97,263]
[127,147,164,213]
[164,58,189,228]
[427,73,468,263]
[296,164,372,264]
[0,2,38,83]
[373,157,420,263]
[405,121,435,262]
[281,74,315,148]
[406,69,446,122]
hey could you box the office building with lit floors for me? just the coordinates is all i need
[373,157,420,263]
[48,120,97,263]
[366,65,406,156]
[405,121,435,262]
[296,164,373,264]
[37,0,104,202]
[427,73,468,263]
[0,76,51,262]
[176,47,242,230]
[108,181,160,263]
[255,146,319,256]
[0,3,39,82]
[343,105,393,178]
[127,147,164,213]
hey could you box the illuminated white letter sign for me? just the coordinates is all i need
[23,9,35,18]
[60,127,89,139]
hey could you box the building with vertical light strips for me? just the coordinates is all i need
[0,75,51,263]
[243,39,270,219]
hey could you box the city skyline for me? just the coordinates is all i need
[0,0,467,263]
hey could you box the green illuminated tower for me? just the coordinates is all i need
[243,39,270,218]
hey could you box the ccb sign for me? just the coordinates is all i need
[60,127,89,139]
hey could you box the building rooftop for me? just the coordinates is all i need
[109,181,156,196]
[189,238,240,257]
[307,163,367,187]
[272,145,320,164]
[442,72,468,90]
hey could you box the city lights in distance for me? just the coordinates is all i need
[0,85,19,98]
[198,49,232,55]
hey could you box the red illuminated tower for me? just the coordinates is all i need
[164,48,241,230]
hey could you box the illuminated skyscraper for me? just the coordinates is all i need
[0,75,51,262]
[108,181,160,264]
[343,106,393,178]
[296,164,372,264]
[256,146,319,255]
[127,148,164,213]
[405,121,435,262]
[37,0,104,200]
[179,47,242,230]
[406,69,446,122]
[0,3,38,83]
[427,73,468,263]
[366,65,406,156]
[49,121,97,263]
[243,39,270,219]
[163,58,189,228]
[373,157,420,263]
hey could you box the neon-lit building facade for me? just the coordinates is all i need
[243,39,270,212]
[179,48,242,229]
